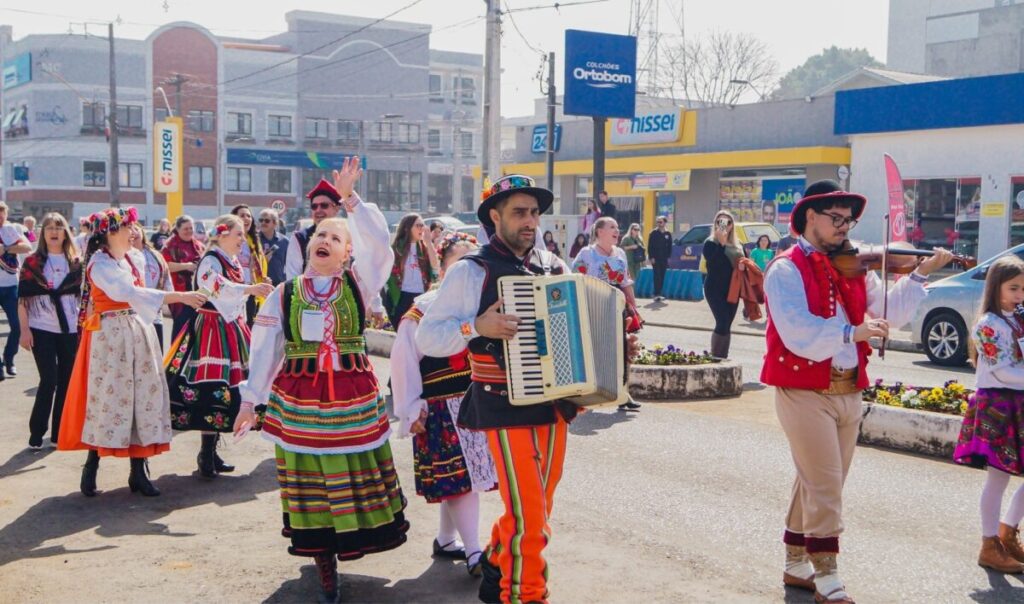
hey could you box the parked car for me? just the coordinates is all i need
[452,211,479,226]
[908,243,1024,366]
[193,219,213,245]
[668,222,782,270]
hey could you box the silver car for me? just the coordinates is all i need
[908,243,1024,366]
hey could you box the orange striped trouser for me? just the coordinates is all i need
[484,416,568,604]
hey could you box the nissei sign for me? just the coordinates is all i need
[531,124,562,153]
[610,109,682,146]
[153,119,182,194]
[564,29,637,119]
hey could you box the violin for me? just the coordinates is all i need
[827,240,976,279]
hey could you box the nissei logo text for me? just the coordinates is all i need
[610,109,683,146]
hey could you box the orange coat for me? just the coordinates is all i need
[727,257,765,321]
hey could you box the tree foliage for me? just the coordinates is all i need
[657,31,778,106]
[771,46,883,99]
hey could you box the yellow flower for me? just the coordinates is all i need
[931,387,943,397]
[960,401,969,415]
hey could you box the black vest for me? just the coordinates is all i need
[294,225,317,273]
[456,237,577,430]
[419,354,472,400]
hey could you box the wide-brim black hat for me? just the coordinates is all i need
[478,175,554,228]
[790,179,866,235]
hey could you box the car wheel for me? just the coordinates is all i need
[922,312,968,367]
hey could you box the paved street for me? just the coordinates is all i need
[1,313,1021,603]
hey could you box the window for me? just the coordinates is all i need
[83,161,106,187]
[188,166,214,190]
[115,105,143,129]
[460,131,473,154]
[366,170,422,211]
[397,123,420,144]
[269,168,292,194]
[427,129,441,151]
[82,102,105,128]
[305,117,329,139]
[118,162,143,188]
[268,115,292,138]
[226,167,252,192]
[429,74,443,101]
[227,112,252,136]
[369,121,392,143]
[336,119,361,142]
[154,107,170,123]
[453,76,475,101]
[302,169,332,196]
[186,110,215,132]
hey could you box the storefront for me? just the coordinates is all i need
[837,72,1024,262]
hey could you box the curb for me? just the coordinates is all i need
[644,321,921,353]
[858,402,960,458]
[629,360,743,400]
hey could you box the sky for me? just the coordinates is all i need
[0,0,891,116]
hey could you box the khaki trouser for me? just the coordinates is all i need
[775,386,862,539]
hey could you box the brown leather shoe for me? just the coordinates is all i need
[783,571,815,591]
[814,588,855,603]
[979,535,1024,573]
[999,523,1024,564]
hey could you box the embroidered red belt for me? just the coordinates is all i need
[469,353,506,385]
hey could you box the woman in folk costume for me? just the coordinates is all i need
[166,214,275,479]
[129,222,173,350]
[231,204,270,325]
[392,231,497,576]
[382,213,438,326]
[235,157,407,604]
[58,207,207,498]
[17,212,82,449]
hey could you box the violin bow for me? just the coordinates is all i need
[880,214,890,359]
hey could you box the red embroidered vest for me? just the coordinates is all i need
[761,245,871,390]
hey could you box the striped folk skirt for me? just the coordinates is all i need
[414,394,497,503]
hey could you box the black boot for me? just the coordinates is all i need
[80,450,100,497]
[314,554,340,604]
[212,434,235,473]
[197,434,217,479]
[128,457,161,496]
[478,553,502,604]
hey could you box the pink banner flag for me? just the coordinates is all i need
[884,153,907,242]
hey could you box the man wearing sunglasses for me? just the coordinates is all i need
[258,208,287,285]
[284,179,343,280]
[761,180,953,603]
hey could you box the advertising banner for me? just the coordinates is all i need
[153,119,182,194]
[531,124,562,153]
[631,170,690,191]
[2,53,31,90]
[610,108,682,146]
[883,153,908,242]
[226,148,366,169]
[564,29,637,118]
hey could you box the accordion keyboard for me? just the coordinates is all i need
[500,279,545,400]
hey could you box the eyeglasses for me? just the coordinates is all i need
[413,222,425,228]
[817,210,858,229]
[310,202,333,211]
[259,218,275,224]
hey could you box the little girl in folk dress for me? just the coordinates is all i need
[954,255,1024,573]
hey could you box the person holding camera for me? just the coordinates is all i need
[703,210,743,358]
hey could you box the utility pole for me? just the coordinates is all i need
[108,22,120,207]
[451,69,463,212]
[592,117,606,200]
[544,51,556,205]
[482,0,502,182]
[164,73,188,118]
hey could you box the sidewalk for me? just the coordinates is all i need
[634,296,920,353]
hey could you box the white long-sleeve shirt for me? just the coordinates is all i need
[194,249,250,323]
[763,237,927,370]
[283,229,307,282]
[89,249,167,324]
[391,289,442,437]
[240,198,393,408]
[417,248,570,358]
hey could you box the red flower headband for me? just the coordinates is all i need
[215,223,231,236]
[87,206,138,235]
[436,231,479,258]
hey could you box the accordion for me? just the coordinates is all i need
[498,274,628,407]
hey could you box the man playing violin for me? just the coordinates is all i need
[761,180,953,604]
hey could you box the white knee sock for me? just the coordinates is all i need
[445,492,482,557]
[1002,482,1024,527]
[437,501,459,546]
[982,467,1012,536]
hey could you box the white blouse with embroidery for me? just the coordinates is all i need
[570,244,634,287]
[88,249,166,324]
[195,249,251,323]
[973,311,1024,389]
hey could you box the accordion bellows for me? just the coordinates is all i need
[498,274,628,407]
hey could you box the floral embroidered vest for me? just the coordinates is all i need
[280,274,370,375]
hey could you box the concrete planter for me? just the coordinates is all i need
[628,360,743,400]
[859,402,962,458]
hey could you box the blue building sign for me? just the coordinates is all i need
[226,149,366,169]
[2,53,32,90]
[563,30,637,119]
[531,124,562,153]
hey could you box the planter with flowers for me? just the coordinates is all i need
[858,379,969,458]
[628,344,743,400]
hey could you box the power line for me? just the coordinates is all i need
[503,1,546,57]
[504,0,612,13]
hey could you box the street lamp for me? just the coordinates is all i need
[729,79,767,102]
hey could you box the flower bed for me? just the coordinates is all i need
[862,379,972,417]
[633,344,718,366]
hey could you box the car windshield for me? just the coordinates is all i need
[741,224,779,244]
[677,225,710,245]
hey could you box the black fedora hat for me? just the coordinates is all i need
[477,175,554,228]
[789,179,866,235]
